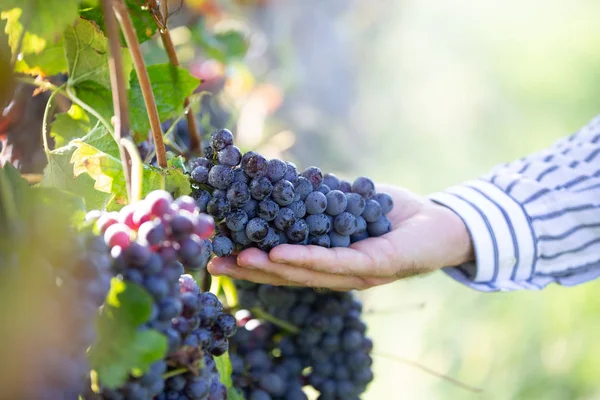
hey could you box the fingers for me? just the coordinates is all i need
[208,256,290,286]
[268,235,398,277]
[212,248,371,291]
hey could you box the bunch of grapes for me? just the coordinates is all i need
[90,190,236,399]
[233,283,373,400]
[0,169,112,399]
[228,315,307,400]
[188,128,393,256]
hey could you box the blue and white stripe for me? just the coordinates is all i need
[430,115,600,291]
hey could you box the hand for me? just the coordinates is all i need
[208,185,474,291]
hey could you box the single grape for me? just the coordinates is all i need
[273,207,296,231]
[283,161,299,181]
[206,197,230,220]
[97,212,119,233]
[226,209,249,232]
[188,156,213,170]
[146,190,173,217]
[339,180,352,193]
[227,181,251,208]
[250,177,273,201]
[266,159,287,182]
[354,215,367,235]
[169,213,195,240]
[243,153,268,178]
[203,144,215,160]
[104,223,132,249]
[208,164,234,190]
[306,213,332,236]
[190,165,209,184]
[215,314,238,337]
[137,220,166,247]
[373,192,394,215]
[212,235,235,257]
[308,234,331,247]
[351,177,376,199]
[286,220,309,242]
[246,218,269,242]
[232,229,252,247]
[218,145,242,166]
[292,176,313,201]
[323,173,340,190]
[367,215,392,237]
[362,199,382,223]
[233,167,249,184]
[305,191,328,215]
[345,193,366,216]
[174,195,197,213]
[243,198,259,219]
[325,190,347,216]
[301,166,324,189]
[194,214,215,240]
[257,228,280,252]
[193,189,211,213]
[333,212,358,236]
[317,184,331,195]
[329,232,350,248]
[210,128,234,151]
[271,179,295,206]
[287,200,307,219]
[257,200,279,222]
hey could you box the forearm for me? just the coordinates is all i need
[431,115,600,291]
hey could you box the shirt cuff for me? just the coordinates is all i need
[429,179,538,291]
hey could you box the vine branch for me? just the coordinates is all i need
[113,0,168,168]
[102,0,133,201]
[147,0,202,155]
[372,352,483,393]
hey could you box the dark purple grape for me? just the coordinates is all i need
[317,184,331,195]
[225,209,249,232]
[325,190,347,216]
[243,198,259,219]
[188,156,213,170]
[345,193,366,217]
[266,159,287,182]
[212,235,235,257]
[210,128,234,151]
[305,191,327,215]
[308,234,331,247]
[334,212,358,236]
[286,220,309,242]
[329,232,350,248]
[243,153,268,178]
[190,165,209,184]
[257,228,280,252]
[306,213,332,236]
[292,176,313,201]
[373,192,394,215]
[208,164,234,190]
[250,177,273,200]
[206,197,230,220]
[287,200,306,219]
[193,189,211,213]
[257,200,279,222]
[339,180,352,193]
[232,229,252,247]
[283,161,299,181]
[246,218,269,242]
[215,314,238,337]
[233,167,249,184]
[271,179,295,206]
[323,173,340,190]
[367,215,392,237]
[301,166,324,189]
[273,208,296,231]
[227,181,251,209]
[362,199,382,223]
[218,145,242,166]
[351,177,375,199]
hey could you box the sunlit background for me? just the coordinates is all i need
[205,0,600,398]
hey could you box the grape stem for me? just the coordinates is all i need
[113,0,168,168]
[162,367,189,380]
[102,0,133,202]
[147,0,203,156]
[250,307,300,335]
[41,83,66,156]
[119,137,144,203]
[371,352,483,393]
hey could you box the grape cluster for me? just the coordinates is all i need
[189,129,393,257]
[91,190,238,399]
[159,275,235,400]
[0,170,112,399]
[228,315,307,400]
[232,283,374,400]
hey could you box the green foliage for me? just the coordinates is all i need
[64,18,132,89]
[50,104,92,148]
[214,352,245,400]
[128,64,200,136]
[191,20,249,63]
[79,0,157,46]
[88,278,168,389]
[0,0,81,42]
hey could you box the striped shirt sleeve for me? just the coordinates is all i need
[429,115,600,291]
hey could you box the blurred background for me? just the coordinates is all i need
[4,0,600,398]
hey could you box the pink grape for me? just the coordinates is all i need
[104,223,132,249]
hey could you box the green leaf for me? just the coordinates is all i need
[64,18,132,89]
[41,144,112,210]
[191,20,248,64]
[89,278,168,388]
[128,64,200,135]
[165,157,192,198]
[20,38,68,76]
[74,80,115,124]
[71,139,164,204]
[214,351,233,388]
[1,0,80,42]
[1,8,45,55]
[228,388,245,400]
[79,0,157,46]
[50,104,91,148]
[80,122,121,159]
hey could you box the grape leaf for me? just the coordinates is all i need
[0,0,80,42]
[41,144,112,210]
[79,0,157,46]
[50,104,91,148]
[214,351,233,388]
[64,18,132,89]
[74,80,115,124]
[89,278,168,389]
[165,156,192,198]
[80,122,121,159]
[71,140,163,204]
[128,64,200,135]
[21,38,68,76]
